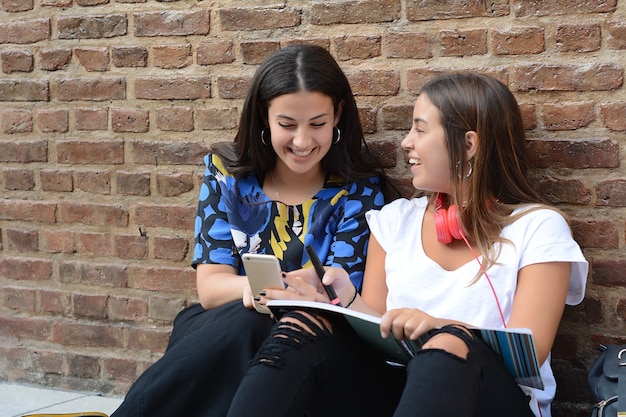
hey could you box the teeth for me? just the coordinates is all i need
[408,158,421,165]
[293,149,312,157]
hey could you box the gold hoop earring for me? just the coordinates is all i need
[332,126,341,145]
[261,129,270,146]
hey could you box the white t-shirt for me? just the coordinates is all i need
[366,196,588,417]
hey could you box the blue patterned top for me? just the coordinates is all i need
[192,153,385,290]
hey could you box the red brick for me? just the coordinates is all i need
[39,48,72,71]
[348,70,400,96]
[116,171,150,196]
[514,0,616,17]
[134,9,209,36]
[607,21,626,50]
[152,44,192,69]
[73,294,108,319]
[57,201,128,227]
[0,79,48,101]
[527,138,619,169]
[134,204,195,230]
[219,7,300,31]
[125,327,170,355]
[0,18,50,44]
[114,235,147,260]
[556,24,601,52]
[514,63,623,91]
[56,140,124,164]
[1,109,32,134]
[491,27,545,55]
[358,107,376,133]
[129,265,196,293]
[240,40,280,64]
[535,176,592,205]
[596,179,626,207]
[111,45,147,67]
[6,228,38,252]
[40,229,75,253]
[155,107,194,132]
[57,15,127,39]
[0,140,47,163]
[103,357,137,381]
[74,107,108,130]
[0,199,56,223]
[108,296,147,321]
[216,75,251,100]
[196,107,238,130]
[4,287,36,311]
[36,108,69,132]
[55,77,126,101]
[440,29,488,57]
[135,76,210,100]
[600,102,626,131]
[76,0,108,5]
[0,256,53,281]
[130,140,208,165]
[75,46,110,71]
[156,172,194,197]
[58,260,127,287]
[407,0,508,21]
[570,219,619,249]
[76,232,113,256]
[148,296,186,322]
[196,40,234,65]
[379,104,413,130]
[383,32,432,59]
[311,0,400,24]
[75,170,111,194]
[543,102,595,131]
[592,259,626,286]
[3,167,35,190]
[0,315,51,341]
[3,0,33,12]
[66,354,100,378]
[153,235,189,261]
[111,107,149,133]
[333,36,381,60]
[40,169,73,192]
[1,50,34,73]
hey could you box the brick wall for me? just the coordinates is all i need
[0,0,624,415]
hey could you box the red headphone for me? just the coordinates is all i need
[434,193,465,244]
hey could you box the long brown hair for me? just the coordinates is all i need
[420,73,558,272]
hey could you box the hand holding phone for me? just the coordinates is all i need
[242,253,285,314]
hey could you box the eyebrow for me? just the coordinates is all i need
[276,113,329,122]
[413,117,427,124]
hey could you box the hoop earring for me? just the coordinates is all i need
[465,159,473,178]
[456,159,473,178]
[261,129,270,146]
[332,126,341,145]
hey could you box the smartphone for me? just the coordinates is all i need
[242,253,285,314]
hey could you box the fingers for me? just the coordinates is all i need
[380,308,435,340]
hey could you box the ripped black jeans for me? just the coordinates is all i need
[226,314,535,417]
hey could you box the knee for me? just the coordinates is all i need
[421,326,472,359]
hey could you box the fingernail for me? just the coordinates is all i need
[253,297,261,302]
[259,291,266,296]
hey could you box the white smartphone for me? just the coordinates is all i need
[242,253,285,314]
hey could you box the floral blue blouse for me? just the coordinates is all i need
[192,153,385,290]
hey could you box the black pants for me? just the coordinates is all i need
[111,301,275,417]
[226,319,535,417]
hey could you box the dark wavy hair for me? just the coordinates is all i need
[211,43,387,186]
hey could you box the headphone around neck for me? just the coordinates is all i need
[434,193,464,245]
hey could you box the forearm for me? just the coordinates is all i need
[196,264,246,309]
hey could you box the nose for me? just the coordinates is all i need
[400,131,413,150]
[291,126,313,148]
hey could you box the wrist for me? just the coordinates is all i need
[344,285,358,308]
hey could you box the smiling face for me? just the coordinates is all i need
[267,90,338,179]
[401,93,451,194]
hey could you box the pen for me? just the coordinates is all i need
[305,245,342,306]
